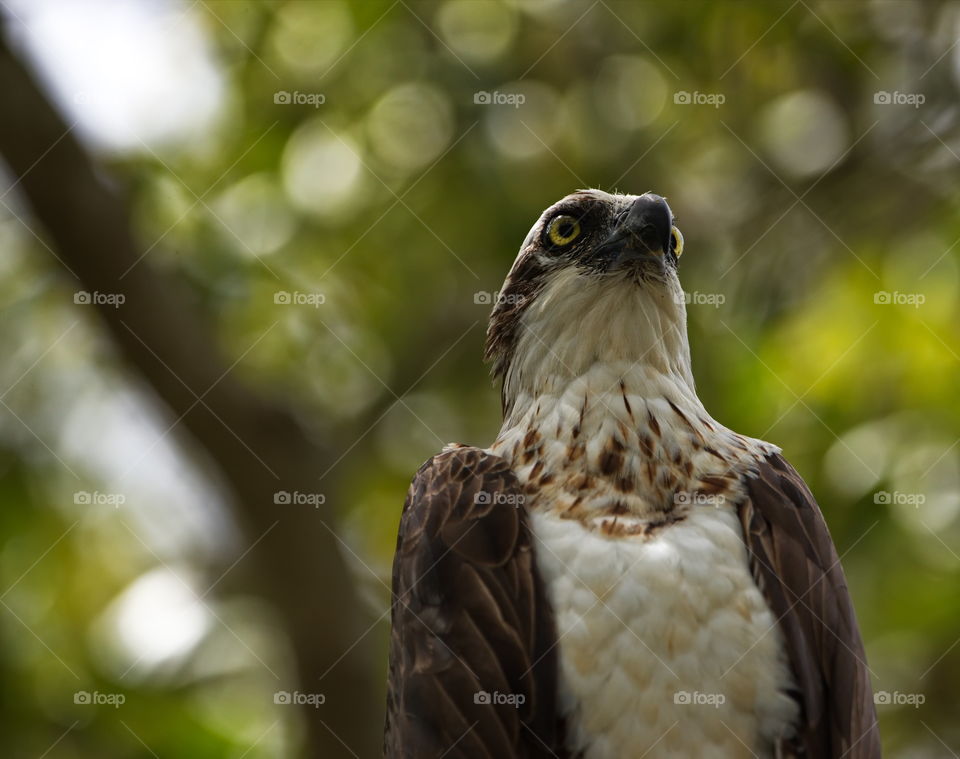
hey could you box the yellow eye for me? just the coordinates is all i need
[670,226,684,258]
[547,215,581,247]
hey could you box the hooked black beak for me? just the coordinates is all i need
[596,193,674,269]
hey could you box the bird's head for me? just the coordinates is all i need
[484,189,694,413]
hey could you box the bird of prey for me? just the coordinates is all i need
[385,190,880,758]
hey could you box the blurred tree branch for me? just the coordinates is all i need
[0,31,379,759]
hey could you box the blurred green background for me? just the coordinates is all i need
[0,0,958,756]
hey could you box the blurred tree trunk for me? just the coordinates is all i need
[0,32,381,759]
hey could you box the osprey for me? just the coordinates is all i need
[385,190,880,758]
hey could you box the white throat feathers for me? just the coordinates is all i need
[501,266,694,422]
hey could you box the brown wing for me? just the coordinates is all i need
[740,452,881,758]
[384,447,564,758]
